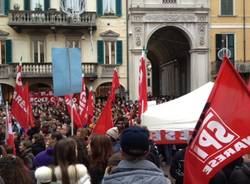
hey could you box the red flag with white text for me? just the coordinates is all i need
[11,65,29,129]
[184,57,250,184]
[92,69,120,134]
[138,51,148,120]
[65,95,82,129]
[79,78,87,125]
[5,104,16,155]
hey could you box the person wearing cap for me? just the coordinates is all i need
[102,126,171,184]
[106,127,121,153]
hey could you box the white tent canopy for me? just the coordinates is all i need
[142,82,214,132]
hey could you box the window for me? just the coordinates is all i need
[221,0,233,16]
[0,0,4,15]
[32,39,45,63]
[97,0,121,16]
[24,0,50,11]
[0,40,12,64]
[216,34,234,71]
[97,40,122,65]
[66,39,80,48]
[104,41,115,64]
[31,0,44,10]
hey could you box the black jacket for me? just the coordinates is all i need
[170,148,185,184]
[229,163,250,184]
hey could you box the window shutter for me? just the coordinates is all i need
[221,0,233,15]
[116,40,122,65]
[4,0,10,15]
[24,0,30,11]
[97,40,104,64]
[228,34,234,61]
[215,34,222,72]
[116,0,121,16]
[44,0,50,11]
[5,40,12,64]
[97,0,103,16]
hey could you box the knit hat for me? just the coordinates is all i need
[120,126,149,156]
[106,127,119,140]
[35,166,52,184]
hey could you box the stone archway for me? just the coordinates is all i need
[96,82,126,98]
[147,26,191,98]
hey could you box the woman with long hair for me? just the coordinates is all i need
[0,155,33,184]
[35,137,90,184]
[88,134,113,184]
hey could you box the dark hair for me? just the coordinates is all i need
[73,137,90,169]
[32,133,45,146]
[54,138,78,184]
[89,134,113,170]
[0,155,33,184]
[51,132,63,141]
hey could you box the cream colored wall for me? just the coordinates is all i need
[3,0,127,90]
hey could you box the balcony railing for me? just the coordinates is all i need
[0,63,97,79]
[8,10,96,30]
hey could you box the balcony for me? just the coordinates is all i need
[8,10,96,32]
[0,63,97,79]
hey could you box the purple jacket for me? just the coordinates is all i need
[33,147,54,168]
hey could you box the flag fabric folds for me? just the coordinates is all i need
[184,57,250,184]
[11,65,30,129]
[52,48,82,96]
[86,87,94,126]
[65,95,82,129]
[5,103,15,155]
[92,69,120,134]
[23,83,35,128]
[138,51,148,120]
[79,77,87,125]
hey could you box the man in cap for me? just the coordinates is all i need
[102,126,171,184]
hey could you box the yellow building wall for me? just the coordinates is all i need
[210,0,250,63]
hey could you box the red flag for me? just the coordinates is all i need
[5,104,16,155]
[11,65,29,129]
[92,69,120,134]
[184,57,250,184]
[79,78,87,125]
[109,69,120,102]
[23,83,35,128]
[65,95,82,129]
[138,51,148,120]
[86,88,94,126]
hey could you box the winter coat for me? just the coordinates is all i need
[20,147,35,170]
[33,147,54,168]
[170,148,185,184]
[102,159,171,184]
[229,163,250,184]
[35,164,91,184]
[32,142,45,156]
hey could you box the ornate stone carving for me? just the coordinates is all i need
[144,14,196,23]
[199,23,206,46]
[134,26,143,47]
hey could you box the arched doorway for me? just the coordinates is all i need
[147,26,191,98]
[0,84,14,104]
[96,82,126,98]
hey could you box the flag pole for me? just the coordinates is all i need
[5,102,9,143]
[71,97,74,136]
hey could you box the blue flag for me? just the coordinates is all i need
[52,48,82,96]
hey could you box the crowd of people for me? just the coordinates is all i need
[0,94,249,184]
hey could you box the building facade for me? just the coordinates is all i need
[210,0,250,80]
[128,0,210,100]
[0,0,127,101]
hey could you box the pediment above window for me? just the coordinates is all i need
[0,30,9,37]
[100,30,120,38]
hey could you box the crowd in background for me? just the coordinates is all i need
[0,93,249,184]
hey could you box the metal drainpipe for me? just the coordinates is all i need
[126,0,130,99]
[243,0,246,63]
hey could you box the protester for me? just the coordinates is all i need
[19,139,35,170]
[106,127,121,153]
[229,162,250,184]
[104,152,122,176]
[33,131,63,168]
[35,138,90,184]
[88,134,113,184]
[31,133,46,156]
[102,126,171,184]
[0,155,33,184]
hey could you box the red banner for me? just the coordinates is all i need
[184,57,250,184]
